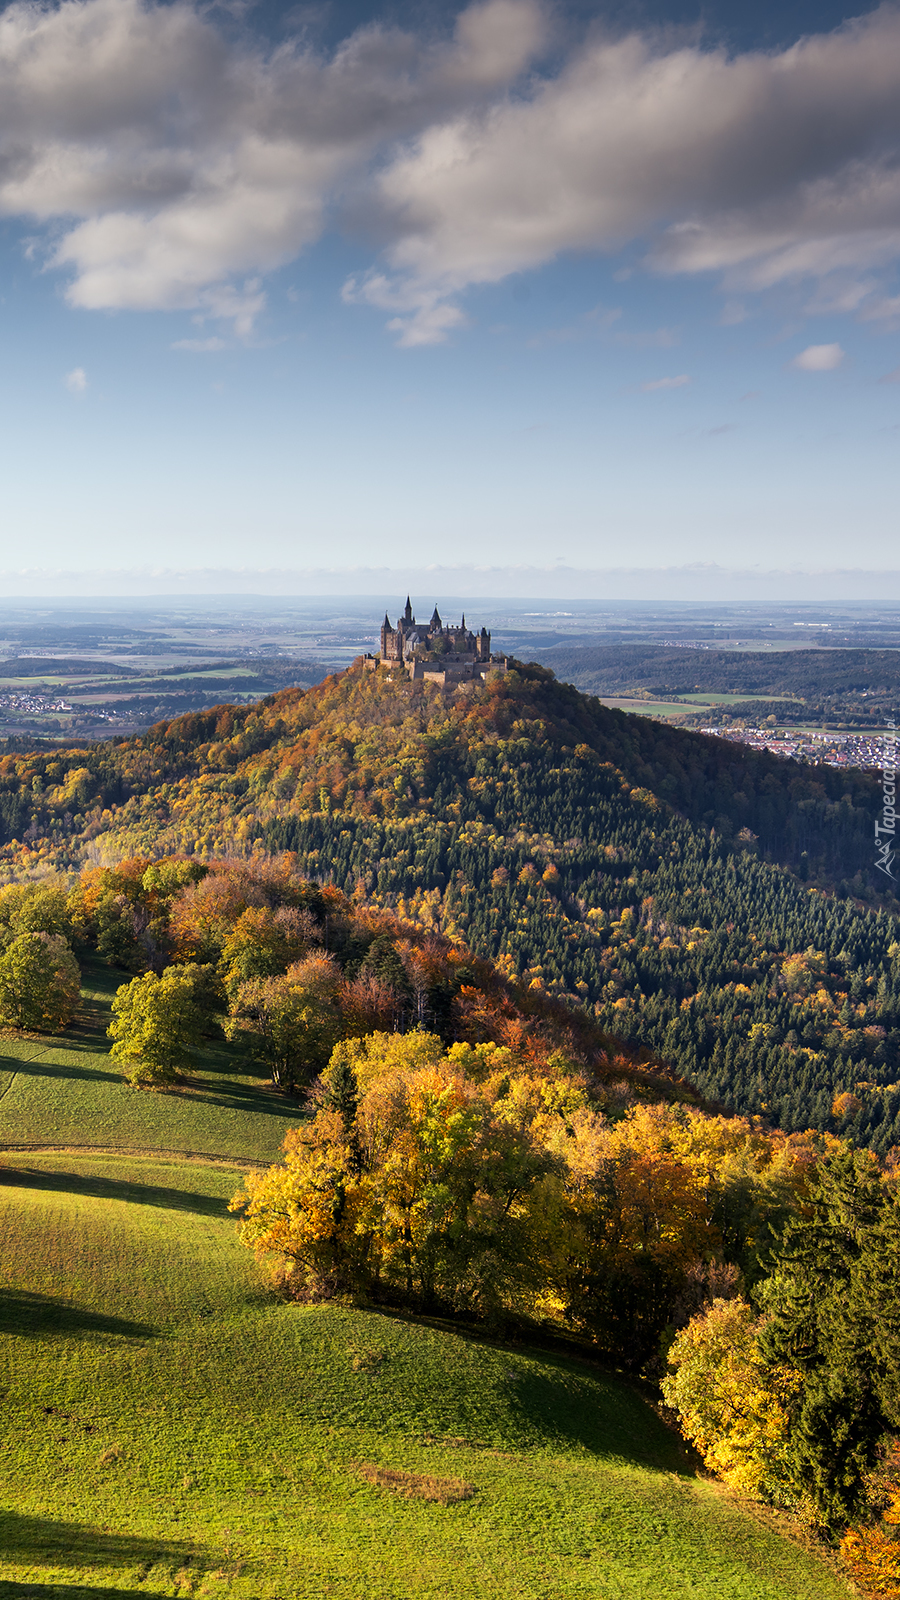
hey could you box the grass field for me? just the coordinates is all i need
[0,1150,856,1600]
[677,692,801,705]
[595,698,693,717]
[0,972,857,1599]
[0,963,298,1165]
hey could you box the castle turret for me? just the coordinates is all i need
[404,596,413,624]
[381,610,400,662]
[430,605,442,633]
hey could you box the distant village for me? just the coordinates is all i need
[701,724,888,770]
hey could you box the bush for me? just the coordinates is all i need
[0,932,80,1033]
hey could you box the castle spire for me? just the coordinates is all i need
[430,604,442,631]
[404,595,413,623]
[461,613,466,629]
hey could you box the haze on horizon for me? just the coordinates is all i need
[0,0,898,585]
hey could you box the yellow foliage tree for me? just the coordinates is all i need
[233,1042,560,1313]
[662,1297,799,1504]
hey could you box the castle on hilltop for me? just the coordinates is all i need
[363,598,506,685]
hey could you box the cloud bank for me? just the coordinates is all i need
[4,0,900,339]
[4,563,900,601]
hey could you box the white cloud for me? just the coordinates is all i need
[641,374,690,391]
[342,271,470,345]
[860,293,900,329]
[2,0,900,340]
[791,343,845,370]
[0,0,545,333]
[366,8,900,333]
[64,366,87,392]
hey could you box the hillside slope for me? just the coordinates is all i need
[0,659,883,881]
[0,962,299,1165]
[0,662,897,1143]
[0,1147,855,1599]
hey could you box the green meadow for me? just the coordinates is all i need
[0,964,297,1164]
[0,973,856,1599]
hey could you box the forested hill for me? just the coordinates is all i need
[0,660,899,1146]
[0,657,881,885]
[539,643,900,698]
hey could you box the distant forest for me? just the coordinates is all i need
[536,644,900,731]
[539,645,900,698]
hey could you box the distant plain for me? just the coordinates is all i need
[0,594,898,741]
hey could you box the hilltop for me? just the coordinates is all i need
[0,660,896,1142]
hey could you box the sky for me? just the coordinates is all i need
[1,0,900,596]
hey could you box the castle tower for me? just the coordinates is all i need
[404,596,413,624]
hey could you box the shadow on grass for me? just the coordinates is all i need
[180,1077,299,1117]
[0,1290,156,1340]
[0,1022,291,1112]
[1,1055,122,1086]
[0,1166,232,1217]
[0,1587,176,1600]
[0,1511,209,1578]
[364,1304,691,1474]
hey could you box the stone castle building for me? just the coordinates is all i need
[364,598,506,684]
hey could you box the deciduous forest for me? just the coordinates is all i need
[0,660,893,1141]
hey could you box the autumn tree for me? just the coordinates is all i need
[231,1110,365,1298]
[0,879,73,945]
[662,1298,799,1503]
[0,932,80,1033]
[232,1040,558,1313]
[227,953,342,1091]
[566,1146,714,1367]
[108,965,209,1086]
[841,1444,900,1598]
[218,904,318,1001]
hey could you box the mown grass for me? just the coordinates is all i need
[0,963,299,1165]
[0,1151,854,1600]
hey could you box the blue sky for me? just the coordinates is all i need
[0,0,898,594]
